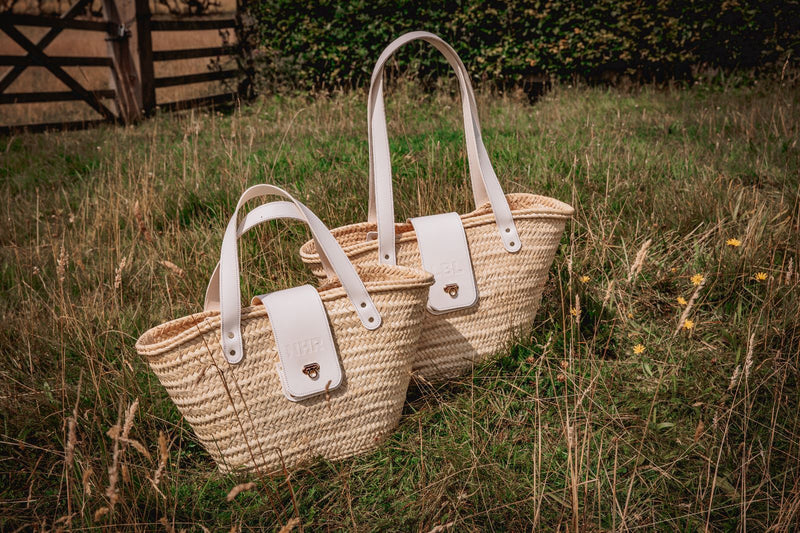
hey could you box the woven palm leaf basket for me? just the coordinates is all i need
[300,32,574,382]
[136,185,433,473]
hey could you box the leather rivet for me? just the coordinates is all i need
[510,242,515,247]
[227,332,234,339]
[368,316,375,323]
[360,302,367,308]
[302,362,320,379]
[444,283,459,298]
[384,254,390,260]
[229,350,235,356]
[505,228,511,233]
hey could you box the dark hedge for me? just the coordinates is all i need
[251,0,800,89]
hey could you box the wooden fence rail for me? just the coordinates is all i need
[1,0,251,135]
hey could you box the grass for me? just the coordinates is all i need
[1,78,799,531]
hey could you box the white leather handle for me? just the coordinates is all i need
[367,31,521,265]
[210,186,382,364]
[204,201,304,312]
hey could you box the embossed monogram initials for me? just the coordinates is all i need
[286,337,323,357]
[438,261,464,276]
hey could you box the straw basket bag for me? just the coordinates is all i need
[136,185,433,473]
[300,32,574,382]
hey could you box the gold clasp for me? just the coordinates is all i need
[443,283,459,298]
[302,362,320,379]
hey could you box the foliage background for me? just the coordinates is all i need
[252,0,800,90]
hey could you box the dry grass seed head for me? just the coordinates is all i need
[56,245,68,284]
[114,257,128,290]
[160,260,185,277]
[226,482,257,502]
[628,238,652,282]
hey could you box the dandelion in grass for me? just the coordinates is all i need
[754,272,768,282]
[691,274,705,286]
[579,275,590,284]
[726,238,741,247]
[677,296,688,306]
[570,295,581,320]
[683,319,695,330]
[633,344,645,355]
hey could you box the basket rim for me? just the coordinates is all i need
[299,192,573,264]
[135,263,433,357]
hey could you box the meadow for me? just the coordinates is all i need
[1,78,798,531]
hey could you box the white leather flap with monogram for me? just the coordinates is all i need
[253,285,342,402]
[409,212,477,314]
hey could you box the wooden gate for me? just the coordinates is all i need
[0,0,251,134]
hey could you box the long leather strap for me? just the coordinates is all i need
[208,186,382,364]
[367,31,521,265]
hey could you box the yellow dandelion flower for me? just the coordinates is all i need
[691,274,705,286]
[683,319,695,330]
[570,307,580,318]
[633,344,645,354]
[677,296,688,306]
[579,275,590,284]
[726,238,741,247]
[754,272,767,281]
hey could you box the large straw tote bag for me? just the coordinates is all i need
[136,185,433,473]
[300,32,573,382]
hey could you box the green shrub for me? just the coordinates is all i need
[251,0,800,89]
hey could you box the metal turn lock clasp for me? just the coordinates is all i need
[302,362,320,379]
[443,283,459,298]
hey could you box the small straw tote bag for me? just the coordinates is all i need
[136,185,433,473]
[300,32,574,382]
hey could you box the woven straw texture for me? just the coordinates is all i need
[136,265,433,473]
[299,193,574,381]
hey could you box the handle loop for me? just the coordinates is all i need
[367,31,521,266]
[207,186,382,364]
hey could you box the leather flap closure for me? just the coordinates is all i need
[409,212,478,314]
[253,285,342,402]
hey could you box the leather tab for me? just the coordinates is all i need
[410,213,478,314]
[253,285,342,402]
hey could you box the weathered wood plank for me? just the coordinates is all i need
[0,55,113,67]
[154,69,239,88]
[153,45,238,61]
[0,90,116,104]
[2,14,114,32]
[149,18,237,31]
[134,0,156,115]
[103,0,142,123]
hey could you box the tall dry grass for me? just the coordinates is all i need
[0,79,798,530]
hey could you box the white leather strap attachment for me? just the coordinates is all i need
[253,286,342,402]
[367,31,521,266]
[409,213,477,314]
[208,185,382,364]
